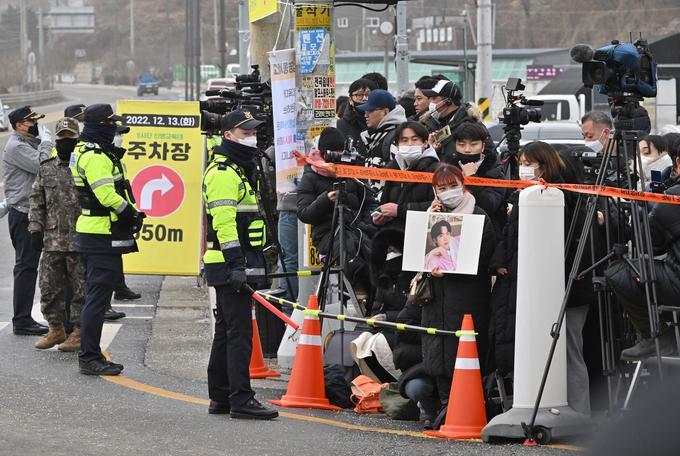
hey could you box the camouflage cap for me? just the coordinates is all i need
[55,117,80,136]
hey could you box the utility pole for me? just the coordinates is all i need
[218,0,226,77]
[238,0,249,72]
[38,8,44,91]
[462,2,469,101]
[130,0,135,58]
[185,0,192,100]
[395,1,409,95]
[20,0,28,62]
[475,0,493,103]
[194,0,202,99]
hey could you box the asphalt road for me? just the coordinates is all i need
[0,85,580,455]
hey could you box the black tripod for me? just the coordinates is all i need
[252,148,295,297]
[523,100,663,443]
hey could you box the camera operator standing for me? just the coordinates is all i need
[203,109,278,420]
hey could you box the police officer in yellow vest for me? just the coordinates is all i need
[203,109,277,420]
[71,104,143,376]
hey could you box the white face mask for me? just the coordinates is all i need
[78,123,84,134]
[236,135,258,148]
[519,165,539,181]
[438,187,465,208]
[428,102,441,121]
[113,134,123,148]
[396,145,423,164]
[585,130,606,154]
[385,251,402,261]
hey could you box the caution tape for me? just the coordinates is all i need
[256,291,477,338]
[331,166,680,206]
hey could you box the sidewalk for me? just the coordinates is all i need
[145,276,289,388]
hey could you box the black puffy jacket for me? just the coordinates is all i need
[378,149,440,230]
[296,166,377,255]
[337,105,369,156]
[444,149,508,235]
[421,206,496,379]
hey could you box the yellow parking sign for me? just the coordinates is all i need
[117,100,204,276]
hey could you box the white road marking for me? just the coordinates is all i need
[123,316,152,320]
[112,304,154,308]
[0,322,8,332]
[100,323,121,352]
[31,298,47,325]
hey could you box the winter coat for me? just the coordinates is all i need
[435,103,488,160]
[393,301,424,371]
[337,104,369,156]
[2,133,53,212]
[378,147,440,230]
[360,105,407,169]
[421,206,496,379]
[27,157,81,252]
[444,148,508,235]
[296,165,377,286]
[369,225,414,325]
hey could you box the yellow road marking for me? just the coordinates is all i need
[98,361,582,450]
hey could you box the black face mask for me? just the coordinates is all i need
[27,123,39,137]
[455,152,482,164]
[55,138,79,161]
[81,122,117,147]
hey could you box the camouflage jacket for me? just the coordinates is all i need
[28,156,81,252]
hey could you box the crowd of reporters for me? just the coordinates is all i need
[288,72,680,427]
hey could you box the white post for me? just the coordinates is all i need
[513,186,567,408]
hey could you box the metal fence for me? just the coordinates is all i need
[0,90,62,108]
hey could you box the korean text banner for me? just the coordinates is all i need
[269,48,304,195]
[117,100,203,276]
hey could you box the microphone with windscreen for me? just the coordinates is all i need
[570,44,594,63]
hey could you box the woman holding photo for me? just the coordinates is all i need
[421,164,496,404]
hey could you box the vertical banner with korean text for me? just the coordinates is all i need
[117,100,204,276]
[269,49,304,195]
[294,2,335,150]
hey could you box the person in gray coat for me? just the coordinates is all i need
[2,106,53,335]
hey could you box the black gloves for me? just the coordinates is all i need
[228,270,248,292]
[118,204,146,234]
[30,232,44,251]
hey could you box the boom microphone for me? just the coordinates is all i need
[570,44,594,63]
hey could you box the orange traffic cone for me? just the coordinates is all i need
[270,295,341,411]
[425,313,487,439]
[249,306,281,379]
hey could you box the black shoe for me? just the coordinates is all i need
[98,356,124,371]
[104,307,126,321]
[208,400,231,414]
[230,398,278,420]
[13,321,48,336]
[79,359,122,376]
[114,286,141,301]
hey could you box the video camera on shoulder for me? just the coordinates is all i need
[324,137,365,166]
[199,65,274,147]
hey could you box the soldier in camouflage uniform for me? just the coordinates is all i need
[28,117,85,351]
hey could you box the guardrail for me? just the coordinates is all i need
[0,90,62,107]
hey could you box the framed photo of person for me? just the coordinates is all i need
[402,211,485,275]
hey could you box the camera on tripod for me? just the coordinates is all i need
[500,78,543,127]
[199,65,274,147]
[324,138,365,166]
[572,39,657,101]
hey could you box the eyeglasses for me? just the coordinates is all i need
[351,91,370,100]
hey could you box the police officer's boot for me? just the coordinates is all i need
[35,323,67,350]
[58,325,80,352]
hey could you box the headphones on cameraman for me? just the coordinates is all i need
[443,83,462,106]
